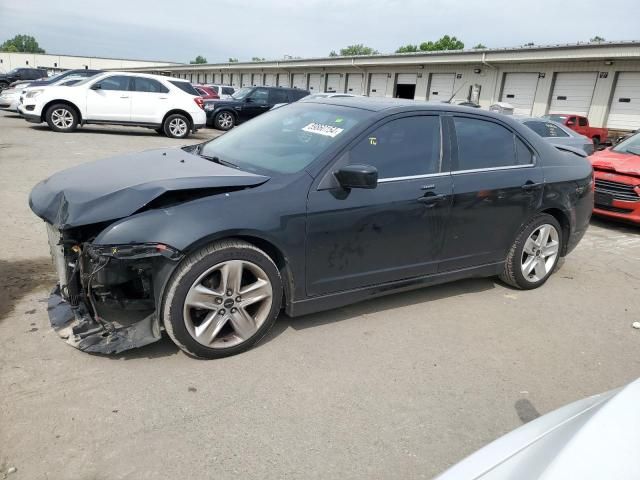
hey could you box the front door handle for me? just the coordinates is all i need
[120,95,129,99]
[417,193,446,206]
[521,182,543,191]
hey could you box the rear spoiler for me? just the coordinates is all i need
[554,144,588,158]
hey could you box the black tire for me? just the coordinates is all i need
[214,110,235,131]
[163,239,283,359]
[499,213,563,290]
[45,103,79,132]
[592,136,601,149]
[163,113,190,139]
[0,82,8,93]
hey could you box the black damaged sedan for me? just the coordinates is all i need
[30,98,593,358]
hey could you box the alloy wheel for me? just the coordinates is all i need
[218,112,233,129]
[51,108,74,129]
[183,260,273,348]
[169,117,188,137]
[520,224,560,283]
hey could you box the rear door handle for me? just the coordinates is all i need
[521,182,543,191]
[417,193,446,206]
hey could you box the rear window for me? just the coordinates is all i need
[222,87,235,95]
[545,114,568,123]
[169,81,200,96]
[523,121,569,138]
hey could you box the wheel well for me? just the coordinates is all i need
[540,208,570,255]
[162,109,193,128]
[592,135,601,142]
[42,100,82,122]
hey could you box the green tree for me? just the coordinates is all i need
[189,55,207,64]
[395,44,419,53]
[524,42,535,47]
[419,35,464,51]
[590,35,606,42]
[228,57,239,63]
[251,56,266,61]
[339,44,379,56]
[329,50,338,57]
[0,34,45,53]
[473,43,487,49]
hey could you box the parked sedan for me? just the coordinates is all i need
[590,131,640,224]
[0,81,32,111]
[515,117,594,155]
[435,378,640,479]
[204,86,309,130]
[30,99,592,358]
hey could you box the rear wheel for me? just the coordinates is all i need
[163,113,190,139]
[592,136,601,149]
[500,214,562,290]
[45,103,79,132]
[214,111,235,131]
[163,239,282,359]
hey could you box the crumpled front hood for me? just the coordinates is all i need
[590,149,640,177]
[29,147,269,229]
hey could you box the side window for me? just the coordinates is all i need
[515,137,534,165]
[524,121,569,138]
[222,87,234,95]
[95,76,131,91]
[132,77,169,93]
[349,116,441,179]
[578,117,588,127]
[248,88,269,105]
[269,89,289,104]
[453,117,530,170]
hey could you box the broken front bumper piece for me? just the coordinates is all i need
[47,285,161,354]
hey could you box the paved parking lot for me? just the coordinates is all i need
[1,111,639,480]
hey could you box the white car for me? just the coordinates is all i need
[435,377,640,479]
[205,84,235,99]
[19,72,206,139]
[0,81,32,112]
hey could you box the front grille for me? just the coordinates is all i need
[594,179,640,202]
[595,204,633,214]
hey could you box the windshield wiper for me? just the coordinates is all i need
[200,154,240,169]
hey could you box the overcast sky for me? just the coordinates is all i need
[1,0,638,63]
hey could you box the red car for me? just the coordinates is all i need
[590,132,640,224]
[193,85,219,100]
[544,114,609,147]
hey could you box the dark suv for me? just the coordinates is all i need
[204,86,309,130]
[0,68,48,91]
[22,68,103,88]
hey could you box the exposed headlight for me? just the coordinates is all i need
[204,103,216,111]
[25,89,44,98]
[88,243,182,260]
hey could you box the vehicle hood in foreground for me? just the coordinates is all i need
[590,149,640,177]
[435,378,640,480]
[30,148,269,229]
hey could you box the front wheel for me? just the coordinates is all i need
[499,214,562,290]
[45,104,79,132]
[163,239,283,359]
[163,113,190,139]
[214,111,235,131]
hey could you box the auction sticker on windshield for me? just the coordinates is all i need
[302,123,344,138]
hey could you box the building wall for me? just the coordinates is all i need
[0,52,178,73]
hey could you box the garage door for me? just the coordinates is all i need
[241,73,251,87]
[429,73,455,101]
[346,73,363,95]
[325,74,341,93]
[397,73,417,85]
[549,72,597,116]
[308,74,321,92]
[252,73,263,86]
[231,74,240,87]
[607,72,640,130]
[500,73,539,115]
[222,73,231,85]
[277,73,290,87]
[292,73,306,89]
[264,73,276,86]
[368,73,388,97]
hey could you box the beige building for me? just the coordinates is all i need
[0,52,180,73]
[130,41,640,132]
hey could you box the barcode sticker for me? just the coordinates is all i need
[302,123,344,138]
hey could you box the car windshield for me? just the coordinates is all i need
[612,132,640,155]
[231,87,252,100]
[199,103,372,174]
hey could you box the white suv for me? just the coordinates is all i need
[18,72,206,138]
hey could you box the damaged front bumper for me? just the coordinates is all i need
[45,224,184,354]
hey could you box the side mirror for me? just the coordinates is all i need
[90,83,102,90]
[335,164,378,189]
